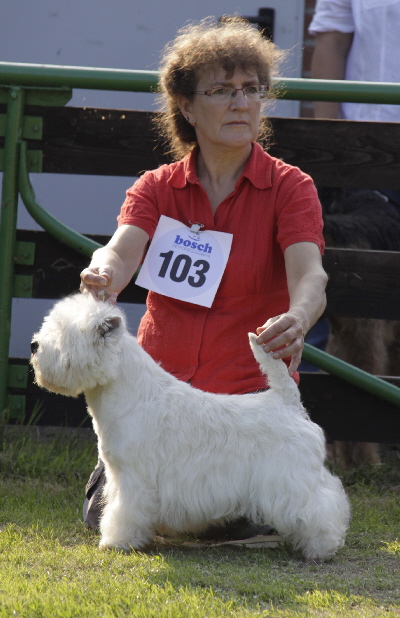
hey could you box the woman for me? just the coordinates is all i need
[81,16,328,538]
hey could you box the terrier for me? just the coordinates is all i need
[31,293,350,560]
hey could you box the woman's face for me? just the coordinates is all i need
[180,66,262,153]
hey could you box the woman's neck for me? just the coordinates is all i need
[196,144,253,213]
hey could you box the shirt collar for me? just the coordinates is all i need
[168,141,272,190]
[168,149,199,189]
[242,142,273,190]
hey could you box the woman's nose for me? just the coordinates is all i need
[229,89,249,108]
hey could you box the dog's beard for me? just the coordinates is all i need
[33,367,80,397]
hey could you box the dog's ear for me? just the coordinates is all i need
[99,316,122,337]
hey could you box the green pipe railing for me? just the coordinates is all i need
[1,63,400,429]
[2,61,400,104]
[0,62,159,94]
[302,344,400,407]
[0,87,25,437]
[274,77,400,104]
[18,141,101,257]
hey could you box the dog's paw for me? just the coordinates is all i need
[99,536,149,552]
[99,540,133,553]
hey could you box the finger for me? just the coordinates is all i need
[256,320,277,336]
[97,290,110,301]
[98,267,112,285]
[97,289,118,303]
[79,274,96,294]
[107,293,118,306]
[256,315,281,335]
[256,316,291,345]
[271,333,303,356]
[80,268,102,284]
[262,328,299,352]
[263,322,305,352]
[79,283,99,299]
[81,266,113,287]
[288,349,302,376]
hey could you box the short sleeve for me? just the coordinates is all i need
[275,167,325,255]
[308,0,355,34]
[117,171,160,240]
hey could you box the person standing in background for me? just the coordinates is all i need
[307,0,400,468]
[309,0,400,123]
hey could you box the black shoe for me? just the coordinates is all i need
[196,517,276,542]
[83,459,106,530]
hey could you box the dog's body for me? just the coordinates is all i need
[31,293,350,560]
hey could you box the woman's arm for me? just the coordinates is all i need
[80,224,149,301]
[256,242,328,375]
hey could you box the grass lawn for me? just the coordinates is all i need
[0,426,399,618]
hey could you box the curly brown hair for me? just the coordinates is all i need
[154,15,285,160]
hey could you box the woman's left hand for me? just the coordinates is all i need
[255,310,306,376]
[256,242,328,376]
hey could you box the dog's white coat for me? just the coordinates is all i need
[31,293,350,559]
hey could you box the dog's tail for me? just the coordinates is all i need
[248,333,301,406]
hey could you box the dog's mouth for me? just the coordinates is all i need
[33,370,80,398]
[30,354,80,398]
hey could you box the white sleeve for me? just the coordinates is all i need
[308,0,355,34]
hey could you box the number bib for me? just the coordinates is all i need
[136,215,233,307]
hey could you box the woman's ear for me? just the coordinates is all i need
[177,94,194,125]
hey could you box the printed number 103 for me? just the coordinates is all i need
[158,250,210,288]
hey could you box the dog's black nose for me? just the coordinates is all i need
[31,341,39,355]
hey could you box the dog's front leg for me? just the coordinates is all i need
[99,474,159,552]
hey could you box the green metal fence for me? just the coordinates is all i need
[1,61,400,437]
[2,61,400,102]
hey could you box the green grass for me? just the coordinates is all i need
[1,427,399,617]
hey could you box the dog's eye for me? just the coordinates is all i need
[31,341,39,355]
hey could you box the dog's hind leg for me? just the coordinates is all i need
[267,468,350,561]
[99,474,159,552]
[290,473,350,561]
[253,431,350,560]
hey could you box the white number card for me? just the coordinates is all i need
[136,215,233,307]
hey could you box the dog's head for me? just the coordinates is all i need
[30,293,126,397]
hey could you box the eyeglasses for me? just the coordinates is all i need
[194,85,269,103]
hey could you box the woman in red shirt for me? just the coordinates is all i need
[81,16,327,538]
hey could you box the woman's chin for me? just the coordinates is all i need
[217,132,255,151]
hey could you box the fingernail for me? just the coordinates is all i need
[108,294,118,305]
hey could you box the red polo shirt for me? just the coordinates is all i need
[118,142,324,394]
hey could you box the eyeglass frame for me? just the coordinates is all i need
[193,84,269,101]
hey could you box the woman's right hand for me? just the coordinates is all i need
[80,265,118,304]
[79,224,150,304]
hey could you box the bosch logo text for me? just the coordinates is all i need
[174,234,212,254]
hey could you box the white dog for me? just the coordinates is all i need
[30,293,350,560]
